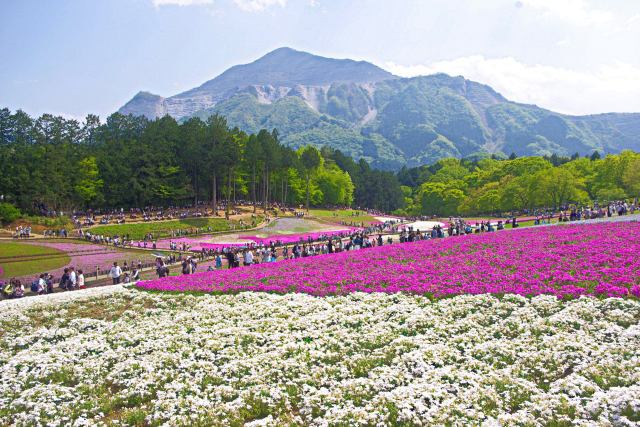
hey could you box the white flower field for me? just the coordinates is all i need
[1,286,639,425]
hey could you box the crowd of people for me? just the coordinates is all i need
[41,228,69,238]
[152,255,200,277]
[0,259,150,299]
[1,268,87,299]
[12,225,32,238]
[560,201,634,221]
[69,200,281,228]
[213,233,393,269]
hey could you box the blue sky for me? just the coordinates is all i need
[1,0,639,120]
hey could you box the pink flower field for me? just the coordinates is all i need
[19,242,157,281]
[137,221,640,299]
[154,228,360,251]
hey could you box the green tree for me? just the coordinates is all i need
[218,134,241,219]
[532,168,588,208]
[258,129,279,213]
[74,157,103,207]
[181,117,207,205]
[245,134,262,213]
[595,187,627,201]
[417,182,445,216]
[300,146,321,212]
[315,166,354,206]
[499,175,534,211]
[205,114,228,215]
[622,155,640,197]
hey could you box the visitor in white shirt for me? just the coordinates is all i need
[109,262,123,285]
[69,267,77,289]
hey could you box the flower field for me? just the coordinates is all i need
[153,217,359,251]
[13,242,158,282]
[0,287,638,425]
[138,221,640,299]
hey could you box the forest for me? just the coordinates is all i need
[396,150,640,217]
[0,108,403,216]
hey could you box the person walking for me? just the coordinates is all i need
[109,262,122,285]
[181,258,191,275]
[59,268,70,290]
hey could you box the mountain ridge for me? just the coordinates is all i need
[118,48,640,169]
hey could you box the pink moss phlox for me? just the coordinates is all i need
[137,222,640,300]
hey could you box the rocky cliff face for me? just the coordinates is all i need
[119,91,168,119]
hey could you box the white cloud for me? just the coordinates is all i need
[232,0,286,12]
[384,56,640,115]
[153,0,214,6]
[519,0,613,26]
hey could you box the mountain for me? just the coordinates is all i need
[119,48,640,169]
[119,47,395,119]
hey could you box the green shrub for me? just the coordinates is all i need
[0,203,21,225]
[25,215,71,228]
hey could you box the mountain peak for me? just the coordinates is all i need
[259,46,303,57]
[119,91,165,118]
[186,47,396,95]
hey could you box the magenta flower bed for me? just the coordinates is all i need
[242,228,360,245]
[137,221,640,299]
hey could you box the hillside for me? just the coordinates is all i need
[119,48,640,169]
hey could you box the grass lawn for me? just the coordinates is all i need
[0,242,70,279]
[437,216,539,223]
[309,209,380,224]
[88,217,249,240]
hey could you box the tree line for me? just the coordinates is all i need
[396,151,640,217]
[2,107,637,221]
[0,108,404,216]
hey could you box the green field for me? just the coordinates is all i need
[309,209,379,224]
[0,242,70,278]
[88,218,249,240]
